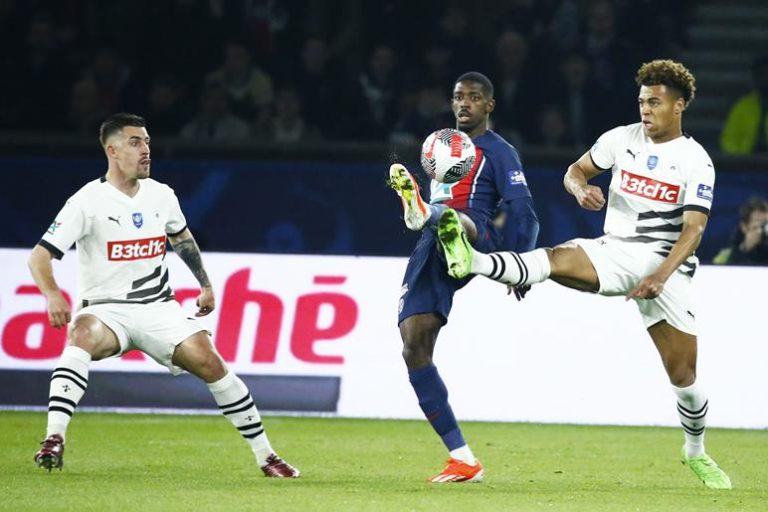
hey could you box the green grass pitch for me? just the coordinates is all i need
[2,411,766,511]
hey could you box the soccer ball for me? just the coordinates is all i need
[420,128,476,183]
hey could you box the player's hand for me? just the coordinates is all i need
[195,287,216,317]
[47,291,71,328]
[507,284,531,301]
[626,274,665,300]
[575,184,606,211]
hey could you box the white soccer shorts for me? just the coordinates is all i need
[574,236,697,335]
[73,300,210,375]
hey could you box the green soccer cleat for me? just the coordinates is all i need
[681,448,732,490]
[437,208,473,279]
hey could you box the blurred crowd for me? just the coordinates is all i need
[1,0,693,149]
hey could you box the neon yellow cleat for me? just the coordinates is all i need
[388,164,430,231]
[437,208,473,279]
[682,448,732,490]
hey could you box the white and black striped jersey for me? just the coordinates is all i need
[39,177,187,305]
[590,123,715,276]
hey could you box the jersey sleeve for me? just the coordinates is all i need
[589,126,624,171]
[682,150,715,215]
[492,145,532,201]
[165,188,188,236]
[39,195,88,259]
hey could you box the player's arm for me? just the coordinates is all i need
[627,210,708,300]
[168,228,214,316]
[28,244,71,328]
[564,151,607,211]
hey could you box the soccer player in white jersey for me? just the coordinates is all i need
[436,60,732,489]
[30,113,299,478]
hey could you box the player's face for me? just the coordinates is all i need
[638,84,684,143]
[452,81,494,136]
[111,126,151,179]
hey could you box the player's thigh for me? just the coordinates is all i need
[68,312,122,360]
[548,241,600,292]
[171,331,228,383]
[128,301,213,376]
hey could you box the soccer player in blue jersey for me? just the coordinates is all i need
[388,71,539,482]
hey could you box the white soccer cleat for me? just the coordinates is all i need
[389,164,430,231]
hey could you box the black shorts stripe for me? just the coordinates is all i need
[49,396,78,409]
[48,406,73,417]
[218,394,251,410]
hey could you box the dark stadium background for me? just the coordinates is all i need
[1,0,766,261]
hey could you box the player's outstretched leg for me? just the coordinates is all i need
[34,434,65,471]
[682,448,732,489]
[437,208,474,279]
[208,371,300,478]
[389,164,431,231]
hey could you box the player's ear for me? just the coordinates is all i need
[486,98,496,114]
[674,97,685,115]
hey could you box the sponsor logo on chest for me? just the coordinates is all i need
[620,169,680,203]
[107,235,166,261]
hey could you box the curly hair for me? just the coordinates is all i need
[635,59,696,106]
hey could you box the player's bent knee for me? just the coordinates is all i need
[68,316,119,360]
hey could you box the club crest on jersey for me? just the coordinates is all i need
[697,183,713,202]
[47,220,61,234]
[646,155,658,170]
[132,212,143,228]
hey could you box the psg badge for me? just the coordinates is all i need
[132,212,144,228]
[646,155,658,170]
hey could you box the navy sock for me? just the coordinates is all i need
[408,364,465,450]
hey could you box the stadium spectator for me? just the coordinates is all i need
[720,55,768,154]
[352,43,400,140]
[67,78,105,136]
[267,87,321,143]
[205,40,274,123]
[388,71,539,483]
[488,30,538,146]
[143,74,190,136]
[713,196,768,264]
[180,83,250,142]
[546,52,611,147]
[30,113,299,477]
[389,85,454,146]
[529,104,574,149]
[436,60,732,490]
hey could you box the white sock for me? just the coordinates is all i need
[472,248,551,286]
[47,346,91,441]
[208,372,274,465]
[449,444,476,465]
[673,382,707,458]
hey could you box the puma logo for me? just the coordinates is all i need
[108,216,121,226]
[626,149,637,160]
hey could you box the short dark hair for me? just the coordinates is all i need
[635,59,696,106]
[739,196,768,224]
[455,71,494,99]
[99,113,146,146]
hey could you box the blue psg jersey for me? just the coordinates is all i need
[429,130,531,220]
